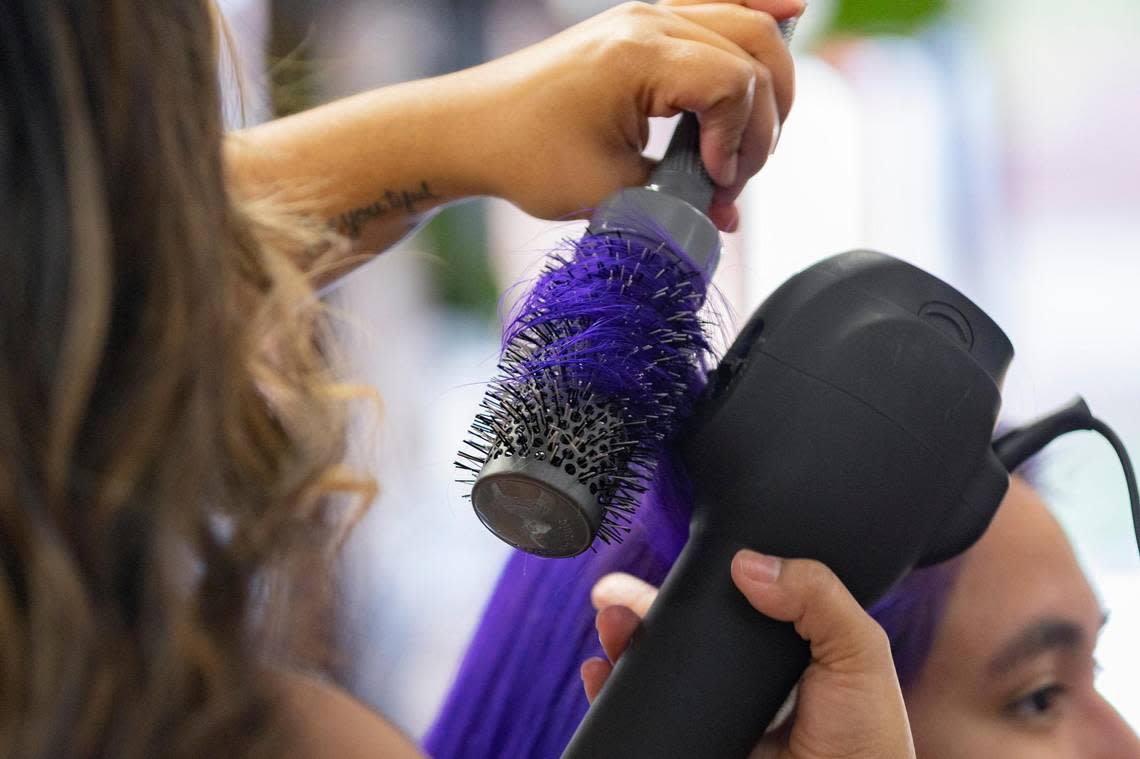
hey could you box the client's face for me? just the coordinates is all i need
[904,478,1140,758]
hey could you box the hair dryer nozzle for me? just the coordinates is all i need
[992,397,1093,472]
[991,397,1140,558]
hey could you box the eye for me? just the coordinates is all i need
[1007,683,1068,723]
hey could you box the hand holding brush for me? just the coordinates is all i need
[231,1,799,259]
[483,0,801,232]
[430,4,802,757]
[458,13,801,558]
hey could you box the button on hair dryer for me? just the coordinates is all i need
[563,250,1019,758]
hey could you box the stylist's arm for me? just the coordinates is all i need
[226,0,801,280]
[584,551,917,759]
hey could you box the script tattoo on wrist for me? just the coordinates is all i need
[332,180,441,239]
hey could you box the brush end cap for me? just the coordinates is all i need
[472,456,601,557]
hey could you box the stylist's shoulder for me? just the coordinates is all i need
[273,670,425,759]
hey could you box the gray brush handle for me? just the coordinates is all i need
[588,112,720,273]
[647,112,715,213]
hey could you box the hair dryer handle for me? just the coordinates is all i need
[561,526,810,759]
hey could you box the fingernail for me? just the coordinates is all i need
[770,122,782,155]
[737,550,781,584]
[720,153,739,187]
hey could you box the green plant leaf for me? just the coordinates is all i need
[422,201,499,319]
[825,0,949,37]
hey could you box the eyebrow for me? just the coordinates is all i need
[987,613,1108,676]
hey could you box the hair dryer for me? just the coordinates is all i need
[561,249,1018,758]
[562,248,1140,758]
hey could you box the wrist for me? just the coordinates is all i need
[435,53,553,208]
[337,75,476,208]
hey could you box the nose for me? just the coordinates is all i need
[1087,692,1140,759]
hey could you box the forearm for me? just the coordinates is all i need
[225,67,504,269]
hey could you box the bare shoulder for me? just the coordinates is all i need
[274,670,425,759]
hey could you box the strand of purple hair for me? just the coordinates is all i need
[423,452,693,758]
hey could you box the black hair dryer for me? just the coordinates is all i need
[562,250,1138,759]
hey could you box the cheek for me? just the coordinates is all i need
[904,689,1068,759]
[905,691,978,759]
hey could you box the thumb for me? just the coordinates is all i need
[730,550,894,673]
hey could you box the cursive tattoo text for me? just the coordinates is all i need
[332,180,441,239]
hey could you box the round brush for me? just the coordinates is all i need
[457,18,798,557]
[456,111,720,556]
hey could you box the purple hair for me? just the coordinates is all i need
[424,453,693,758]
[457,222,716,546]
[867,558,963,688]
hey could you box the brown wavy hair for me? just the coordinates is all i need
[0,1,364,756]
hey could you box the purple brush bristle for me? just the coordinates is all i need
[455,223,715,549]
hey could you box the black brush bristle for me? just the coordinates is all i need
[457,230,715,556]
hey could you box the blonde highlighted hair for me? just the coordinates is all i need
[0,1,369,756]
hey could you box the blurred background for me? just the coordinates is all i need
[219,0,1140,738]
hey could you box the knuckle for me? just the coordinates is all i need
[752,63,773,93]
[733,6,780,47]
[589,579,609,610]
[603,26,652,66]
[796,558,835,594]
[715,60,755,103]
[754,10,781,41]
[612,0,657,21]
[635,588,658,617]
[736,60,758,92]
[856,622,897,669]
[866,621,892,654]
[793,560,846,617]
[595,2,662,65]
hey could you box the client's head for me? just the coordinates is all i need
[872,477,1139,758]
